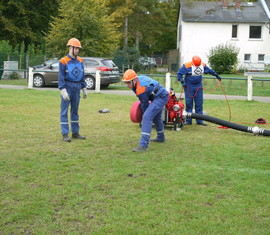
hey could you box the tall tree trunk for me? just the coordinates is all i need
[135,31,140,51]
[124,16,128,47]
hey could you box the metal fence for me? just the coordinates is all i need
[1,67,270,101]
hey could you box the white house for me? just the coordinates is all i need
[177,0,270,70]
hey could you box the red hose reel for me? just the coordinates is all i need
[130,100,143,123]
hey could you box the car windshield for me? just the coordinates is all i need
[51,62,59,69]
[43,58,58,66]
[102,60,116,67]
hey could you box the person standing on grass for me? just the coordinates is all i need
[58,38,88,142]
[122,69,169,152]
[177,55,221,126]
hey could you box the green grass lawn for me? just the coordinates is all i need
[0,88,270,234]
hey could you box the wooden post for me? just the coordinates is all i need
[95,70,101,93]
[165,72,171,92]
[28,67,33,89]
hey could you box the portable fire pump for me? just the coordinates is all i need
[130,89,186,131]
[130,88,270,136]
[163,89,185,130]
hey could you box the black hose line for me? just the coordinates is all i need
[186,112,270,136]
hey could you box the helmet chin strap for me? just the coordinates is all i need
[132,79,136,89]
[73,47,77,59]
[70,46,77,59]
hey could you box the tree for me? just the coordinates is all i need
[0,40,13,61]
[112,0,178,55]
[0,0,59,50]
[46,0,121,58]
[113,46,143,72]
[149,0,178,55]
[107,0,136,47]
[107,0,135,29]
[208,43,239,74]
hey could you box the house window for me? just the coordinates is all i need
[258,54,264,63]
[232,25,238,38]
[249,26,262,39]
[244,54,251,62]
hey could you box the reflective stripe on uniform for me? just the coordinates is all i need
[141,132,151,136]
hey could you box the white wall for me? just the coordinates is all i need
[178,21,270,70]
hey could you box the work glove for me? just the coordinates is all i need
[181,81,187,88]
[216,75,221,81]
[82,88,88,99]
[60,88,70,101]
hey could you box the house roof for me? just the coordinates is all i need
[180,1,269,23]
[266,0,270,7]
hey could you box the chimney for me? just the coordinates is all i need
[221,0,228,9]
[235,0,241,10]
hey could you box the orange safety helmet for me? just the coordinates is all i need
[67,38,82,48]
[122,69,137,82]
[192,56,201,67]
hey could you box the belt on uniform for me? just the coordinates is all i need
[151,86,160,96]
[65,79,82,83]
[149,86,161,101]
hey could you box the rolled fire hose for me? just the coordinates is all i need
[130,101,142,123]
[185,112,270,136]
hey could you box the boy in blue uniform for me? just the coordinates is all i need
[122,69,169,152]
[177,56,221,126]
[58,38,88,142]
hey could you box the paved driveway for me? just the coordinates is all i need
[1,84,270,103]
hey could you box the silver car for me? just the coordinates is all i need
[32,57,120,89]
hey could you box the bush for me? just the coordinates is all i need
[208,43,239,74]
[8,72,21,80]
[113,47,144,73]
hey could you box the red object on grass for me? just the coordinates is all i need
[130,101,142,123]
[218,126,230,129]
[255,118,266,124]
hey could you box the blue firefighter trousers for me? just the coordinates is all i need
[184,84,204,124]
[60,86,81,135]
[140,94,169,147]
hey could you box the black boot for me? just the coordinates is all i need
[62,134,71,142]
[132,146,148,152]
[197,122,208,126]
[72,133,86,140]
[150,138,165,143]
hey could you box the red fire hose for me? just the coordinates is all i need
[130,101,142,123]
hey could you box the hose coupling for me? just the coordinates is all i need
[249,126,264,135]
[182,110,188,119]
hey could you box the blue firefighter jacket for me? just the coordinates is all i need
[58,54,87,90]
[132,75,166,113]
[177,61,218,86]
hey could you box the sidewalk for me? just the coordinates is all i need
[1,84,270,103]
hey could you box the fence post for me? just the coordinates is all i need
[247,75,253,101]
[95,70,100,93]
[165,72,171,92]
[25,54,29,79]
[28,67,33,89]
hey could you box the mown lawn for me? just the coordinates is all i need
[0,88,269,234]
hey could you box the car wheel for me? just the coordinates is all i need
[85,76,95,90]
[33,74,45,87]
